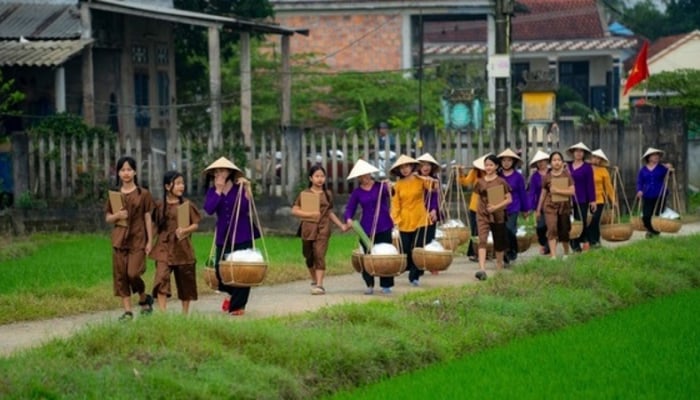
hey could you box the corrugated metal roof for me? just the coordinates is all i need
[0,3,82,39]
[0,39,91,67]
[424,38,639,58]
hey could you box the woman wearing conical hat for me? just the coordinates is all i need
[343,159,395,294]
[527,150,550,255]
[202,157,258,316]
[566,142,596,252]
[589,149,616,247]
[458,153,489,262]
[497,148,529,264]
[636,147,672,238]
[390,154,438,287]
[416,153,444,275]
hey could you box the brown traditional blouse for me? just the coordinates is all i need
[150,200,202,265]
[294,188,334,241]
[542,170,573,215]
[475,176,512,224]
[105,187,155,249]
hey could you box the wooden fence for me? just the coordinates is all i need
[16,119,686,214]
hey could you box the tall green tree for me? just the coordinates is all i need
[0,70,25,136]
[646,69,700,127]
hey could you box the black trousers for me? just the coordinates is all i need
[536,213,549,252]
[360,229,394,288]
[588,203,604,245]
[215,241,253,311]
[642,196,663,234]
[466,210,478,258]
[400,227,427,282]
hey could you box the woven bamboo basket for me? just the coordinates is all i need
[219,260,267,287]
[202,267,219,291]
[600,209,613,225]
[630,216,645,231]
[651,217,682,233]
[362,254,407,277]
[412,247,453,271]
[442,227,470,245]
[516,235,531,253]
[350,250,364,273]
[601,223,633,242]
[437,230,461,251]
[569,221,583,239]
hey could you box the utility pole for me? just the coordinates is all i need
[494,0,512,149]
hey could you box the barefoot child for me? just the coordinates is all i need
[105,156,155,321]
[150,171,201,314]
[292,165,346,295]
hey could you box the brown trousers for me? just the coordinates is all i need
[152,261,198,301]
[112,248,146,297]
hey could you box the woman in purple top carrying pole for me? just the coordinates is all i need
[636,147,672,238]
[344,160,395,295]
[202,157,259,316]
[498,148,529,264]
[527,150,550,255]
[566,142,597,252]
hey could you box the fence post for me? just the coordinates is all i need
[284,126,302,201]
[11,132,29,199]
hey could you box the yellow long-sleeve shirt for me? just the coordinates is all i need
[458,168,480,211]
[593,165,615,203]
[391,175,433,232]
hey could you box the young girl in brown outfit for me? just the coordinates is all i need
[292,165,346,295]
[150,171,201,314]
[105,156,156,321]
[473,154,512,280]
[536,151,575,260]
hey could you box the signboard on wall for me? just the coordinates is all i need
[522,92,556,122]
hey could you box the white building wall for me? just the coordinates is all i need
[650,36,700,73]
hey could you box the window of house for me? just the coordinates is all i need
[512,62,529,88]
[134,72,150,128]
[559,61,589,105]
[157,71,169,119]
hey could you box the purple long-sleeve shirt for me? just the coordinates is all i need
[501,170,528,214]
[568,161,596,204]
[203,185,260,247]
[527,170,546,212]
[343,181,394,235]
[636,164,668,199]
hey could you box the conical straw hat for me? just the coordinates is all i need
[498,148,522,163]
[567,142,591,155]
[472,153,492,171]
[203,157,242,174]
[416,152,440,167]
[529,150,549,167]
[390,154,418,172]
[347,159,379,180]
[591,149,609,166]
[641,147,664,160]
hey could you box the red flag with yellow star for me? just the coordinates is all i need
[623,40,650,95]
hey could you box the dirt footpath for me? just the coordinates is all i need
[2,222,699,357]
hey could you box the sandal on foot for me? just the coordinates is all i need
[311,286,326,295]
[119,311,133,321]
[139,294,154,314]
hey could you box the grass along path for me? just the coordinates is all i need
[330,289,700,399]
[0,233,698,399]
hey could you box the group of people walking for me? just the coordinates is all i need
[103,143,673,320]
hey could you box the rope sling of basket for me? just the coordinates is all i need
[367,181,403,253]
[217,185,269,283]
[441,166,473,238]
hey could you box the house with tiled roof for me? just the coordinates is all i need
[624,29,700,102]
[271,0,637,115]
[0,0,299,148]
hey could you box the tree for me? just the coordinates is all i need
[646,69,700,125]
[0,70,25,136]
